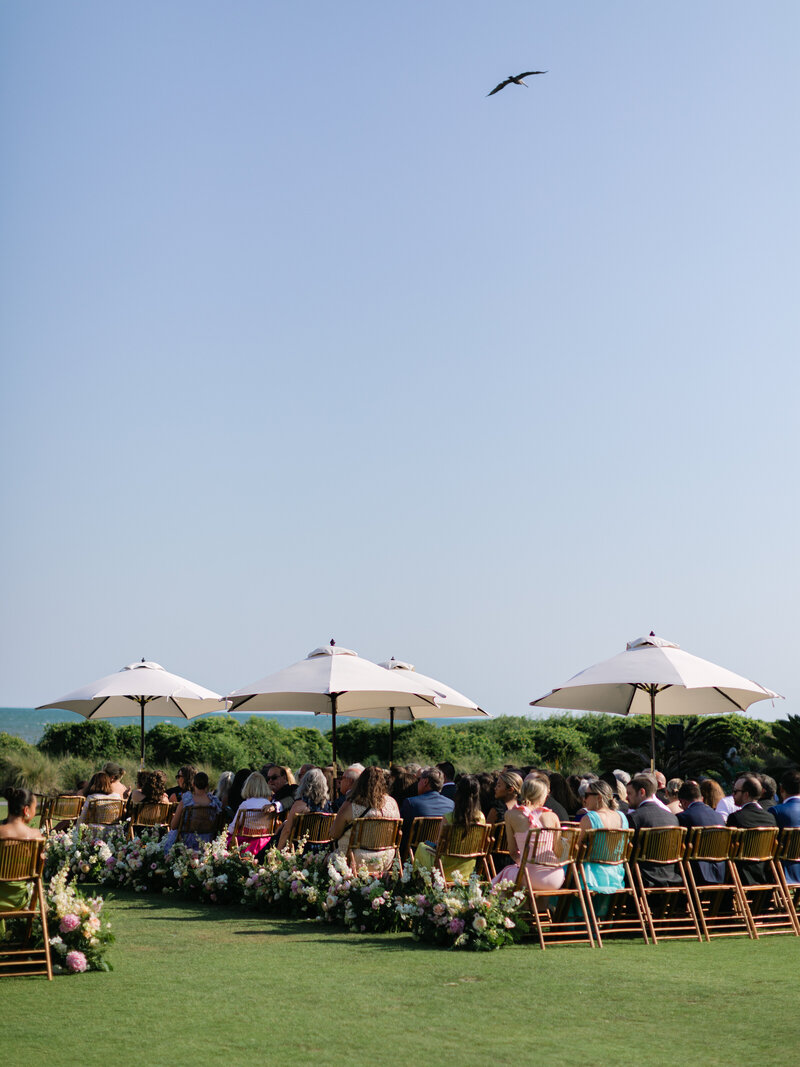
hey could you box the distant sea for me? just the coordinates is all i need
[0,707,332,745]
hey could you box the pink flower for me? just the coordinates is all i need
[66,950,88,973]
[59,914,80,933]
[448,918,465,935]
[432,903,446,916]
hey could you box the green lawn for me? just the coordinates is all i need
[4,892,800,1066]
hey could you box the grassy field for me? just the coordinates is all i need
[4,891,800,1067]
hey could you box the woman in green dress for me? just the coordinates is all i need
[415,776,486,880]
[0,787,44,932]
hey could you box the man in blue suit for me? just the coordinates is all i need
[400,766,454,852]
[769,769,800,885]
[677,780,726,884]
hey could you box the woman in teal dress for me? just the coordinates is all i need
[578,780,629,910]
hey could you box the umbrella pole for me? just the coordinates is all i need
[649,687,656,773]
[139,697,146,769]
[331,693,338,768]
[389,708,395,766]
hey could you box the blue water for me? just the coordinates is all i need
[0,707,331,745]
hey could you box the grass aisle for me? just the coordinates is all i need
[5,891,800,1066]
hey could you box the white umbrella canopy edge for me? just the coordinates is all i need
[530,634,782,769]
[37,660,227,764]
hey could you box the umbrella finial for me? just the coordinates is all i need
[649,631,655,637]
[330,638,336,647]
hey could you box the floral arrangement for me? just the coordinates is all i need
[40,865,115,973]
[43,824,127,883]
[242,844,333,916]
[396,865,527,950]
[167,838,257,904]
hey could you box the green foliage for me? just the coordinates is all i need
[0,731,38,756]
[771,715,800,765]
[38,720,121,761]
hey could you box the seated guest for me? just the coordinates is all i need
[570,779,629,913]
[702,777,737,819]
[102,762,129,799]
[487,770,522,826]
[416,776,486,881]
[626,774,681,887]
[665,778,683,814]
[265,765,298,814]
[331,766,401,874]
[332,763,365,813]
[0,788,43,935]
[168,766,196,804]
[547,771,581,818]
[727,775,777,885]
[437,762,457,801]
[389,766,417,806]
[77,772,119,826]
[225,768,252,818]
[396,764,424,804]
[757,773,778,809]
[476,773,497,819]
[599,771,630,815]
[162,771,222,853]
[526,770,568,822]
[228,772,277,854]
[129,770,169,807]
[492,776,564,890]
[215,770,234,814]
[770,770,800,886]
[676,780,726,884]
[399,767,454,848]
[276,768,331,851]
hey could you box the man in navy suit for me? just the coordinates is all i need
[677,780,726,884]
[727,775,777,886]
[626,775,681,887]
[769,769,800,885]
[400,766,454,851]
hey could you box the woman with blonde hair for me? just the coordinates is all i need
[227,772,277,854]
[492,776,564,890]
[487,770,522,826]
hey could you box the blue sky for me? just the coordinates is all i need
[1,2,797,721]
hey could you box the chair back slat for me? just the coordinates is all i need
[408,817,444,853]
[84,798,126,826]
[735,827,779,861]
[580,827,633,864]
[631,827,687,864]
[51,796,86,820]
[522,825,581,867]
[0,839,45,880]
[291,811,335,845]
[491,822,509,853]
[686,826,737,861]
[436,823,492,861]
[777,827,800,863]
[180,805,221,837]
[348,817,401,852]
[132,802,172,827]
[232,806,279,839]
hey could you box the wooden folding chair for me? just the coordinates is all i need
[430,823,493,884]
[630,827,702,943]
[731,827,799,938]
[82,797,126,828]
[576,828,648,946]
[487,821,511,880]
[231,806,279,846]
[514,825,594,949]
[38,795,85,835]
[288,811,335,850]
[682,827,751,940]
[0,839,52,980]
[404,817,444,863]
[127,802,172,840]
[775,827,800,927]
[346,817,401,872]
[176,804,225,843]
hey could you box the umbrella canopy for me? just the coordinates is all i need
[530,633,781,769]
[225,643,441,764]
[366,658,489,762]
[38,660,226,765]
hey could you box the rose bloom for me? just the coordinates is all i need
[59,914,80,933]
[66,950,88,973]
[448,918,465,935]
[432,903,446,916]
[472,915,488,932]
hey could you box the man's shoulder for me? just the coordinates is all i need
[633,802,678,828]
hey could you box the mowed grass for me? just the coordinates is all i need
[4,893,800,1067]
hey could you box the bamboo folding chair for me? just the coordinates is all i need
[730,827,799,938]
[775,827,800,926]
[682,827,751,940]
[231,806,279,846]
[404,817,444,863]
[176,804,225,843]
[127,802,173,840]
[576,828,648,946]
[430,823,493,884]
[38,795,85,835]
[346,817,402,873]
[514,825,594,949]
[0,839,52,980]
[487,821,511,880]
[288,811,335,850]
[83,797,126,828]
[630,827,702,943]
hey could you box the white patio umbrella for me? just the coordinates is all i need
[225,642,441,765]
[38,660,227,765]
[529,633,781,770]
[365,658,489,763]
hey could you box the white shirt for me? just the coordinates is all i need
[227,796,281,834]
[716,796,739,818]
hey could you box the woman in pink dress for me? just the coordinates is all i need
[492,777,564,890]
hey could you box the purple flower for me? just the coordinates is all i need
[66,950,88,973]
[448,918,465,935]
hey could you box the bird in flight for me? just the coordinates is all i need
[487,71,548,96]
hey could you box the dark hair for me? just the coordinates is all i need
[227,768,253,814]
[350,766,388,811]
[178,766,196,790]
[547,771,580,815]
[102,761,123,780]
[138,770,167,804]
[678,780,702,804]
[630,775,656,799]
[756,773,777,803]
[780,769,800,796]
[737,775,762,801]
[437,761,455,781]
[88,772,113,795]
[452,776,482,828]
[700,778,725,807]
[389,767,417,804]
[4,786,35,817]
[193,771,210,791]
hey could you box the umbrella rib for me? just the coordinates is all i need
[87,696,110,719]
[169,696,191,720]
[713,687,747,712]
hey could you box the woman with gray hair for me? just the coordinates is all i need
[276,768,331,850]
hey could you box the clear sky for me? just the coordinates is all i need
[1,2,797,721]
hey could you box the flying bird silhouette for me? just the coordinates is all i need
[487,71,548,96]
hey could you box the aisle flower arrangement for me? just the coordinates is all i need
[39,865,115,973]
